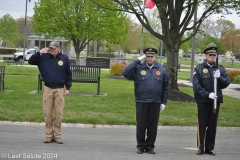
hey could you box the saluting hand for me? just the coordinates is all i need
[137,54,146,61]
[40,47,49,54]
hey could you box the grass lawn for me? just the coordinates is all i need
[0,63,239,127]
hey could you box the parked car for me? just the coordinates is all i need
[14,48,38,62]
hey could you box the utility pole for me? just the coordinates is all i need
[22,0,29,66]
[190,8,197,82]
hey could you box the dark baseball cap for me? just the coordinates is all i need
[49,41,60,49]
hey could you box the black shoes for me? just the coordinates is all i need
[137,148,155,154]
[196,150,204,155]
[137,148,144,154]
[196,149,215,156]
[205,150,215,156]
[145,148,155,154]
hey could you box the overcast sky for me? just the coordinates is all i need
[0,0,37,19]
[0,0,240,29]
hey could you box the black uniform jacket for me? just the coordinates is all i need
[122,59,169,104]
[192,60,230,103]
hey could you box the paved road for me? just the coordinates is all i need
[0,125,239,160]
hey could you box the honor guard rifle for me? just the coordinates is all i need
[213,50,218,114]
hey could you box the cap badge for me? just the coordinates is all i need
[141,70,146,75]
[156,71,161,75]
[58,60,63,66]
[203,68,208,73]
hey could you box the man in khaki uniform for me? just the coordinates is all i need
[28,41,72,144]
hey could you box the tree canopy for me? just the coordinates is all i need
[33,0,128,61]
[92,0,240,90]
[0,14,20,47]
[16,17,34,48]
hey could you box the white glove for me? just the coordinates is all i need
[213,69,220,78]
[138,54,146,61]
[209,92,217,100]
[160,104,166,110]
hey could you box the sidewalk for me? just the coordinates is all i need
[178,79,240,99]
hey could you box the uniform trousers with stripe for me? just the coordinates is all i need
[136,102,160,150]
[197,102,220,151]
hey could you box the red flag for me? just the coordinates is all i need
[144,0,155,9]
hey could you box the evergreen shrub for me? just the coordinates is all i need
[0,48,16,54]
[234,76,240,83]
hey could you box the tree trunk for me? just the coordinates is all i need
[166,44,180,91]
[75,53,80,65]
[74,46,81,65]
[72,39,81,65]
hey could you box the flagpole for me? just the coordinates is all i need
[140,0,156,55]
[140,5,145,56]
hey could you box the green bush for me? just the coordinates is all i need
[89,52,108,57]
[108,53,115,58]
[0,48,16,54]
[234,76,240,83]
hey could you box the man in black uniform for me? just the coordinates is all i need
[192,46,230,155]
[122,48,169,154]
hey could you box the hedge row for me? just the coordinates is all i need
[0,48,16,54]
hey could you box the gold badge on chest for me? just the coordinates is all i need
[141,70,146,75]
[203,68,208,73]
[58,60,63,66]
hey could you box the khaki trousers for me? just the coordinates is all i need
[43,86,64,139]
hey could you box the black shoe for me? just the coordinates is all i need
[145,148,155,154]
[205,150,215,156]
[196,150,204,155]
[137,148,144,154]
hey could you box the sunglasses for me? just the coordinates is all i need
[208,54,216,57]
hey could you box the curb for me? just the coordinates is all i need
[0,121,239,131]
